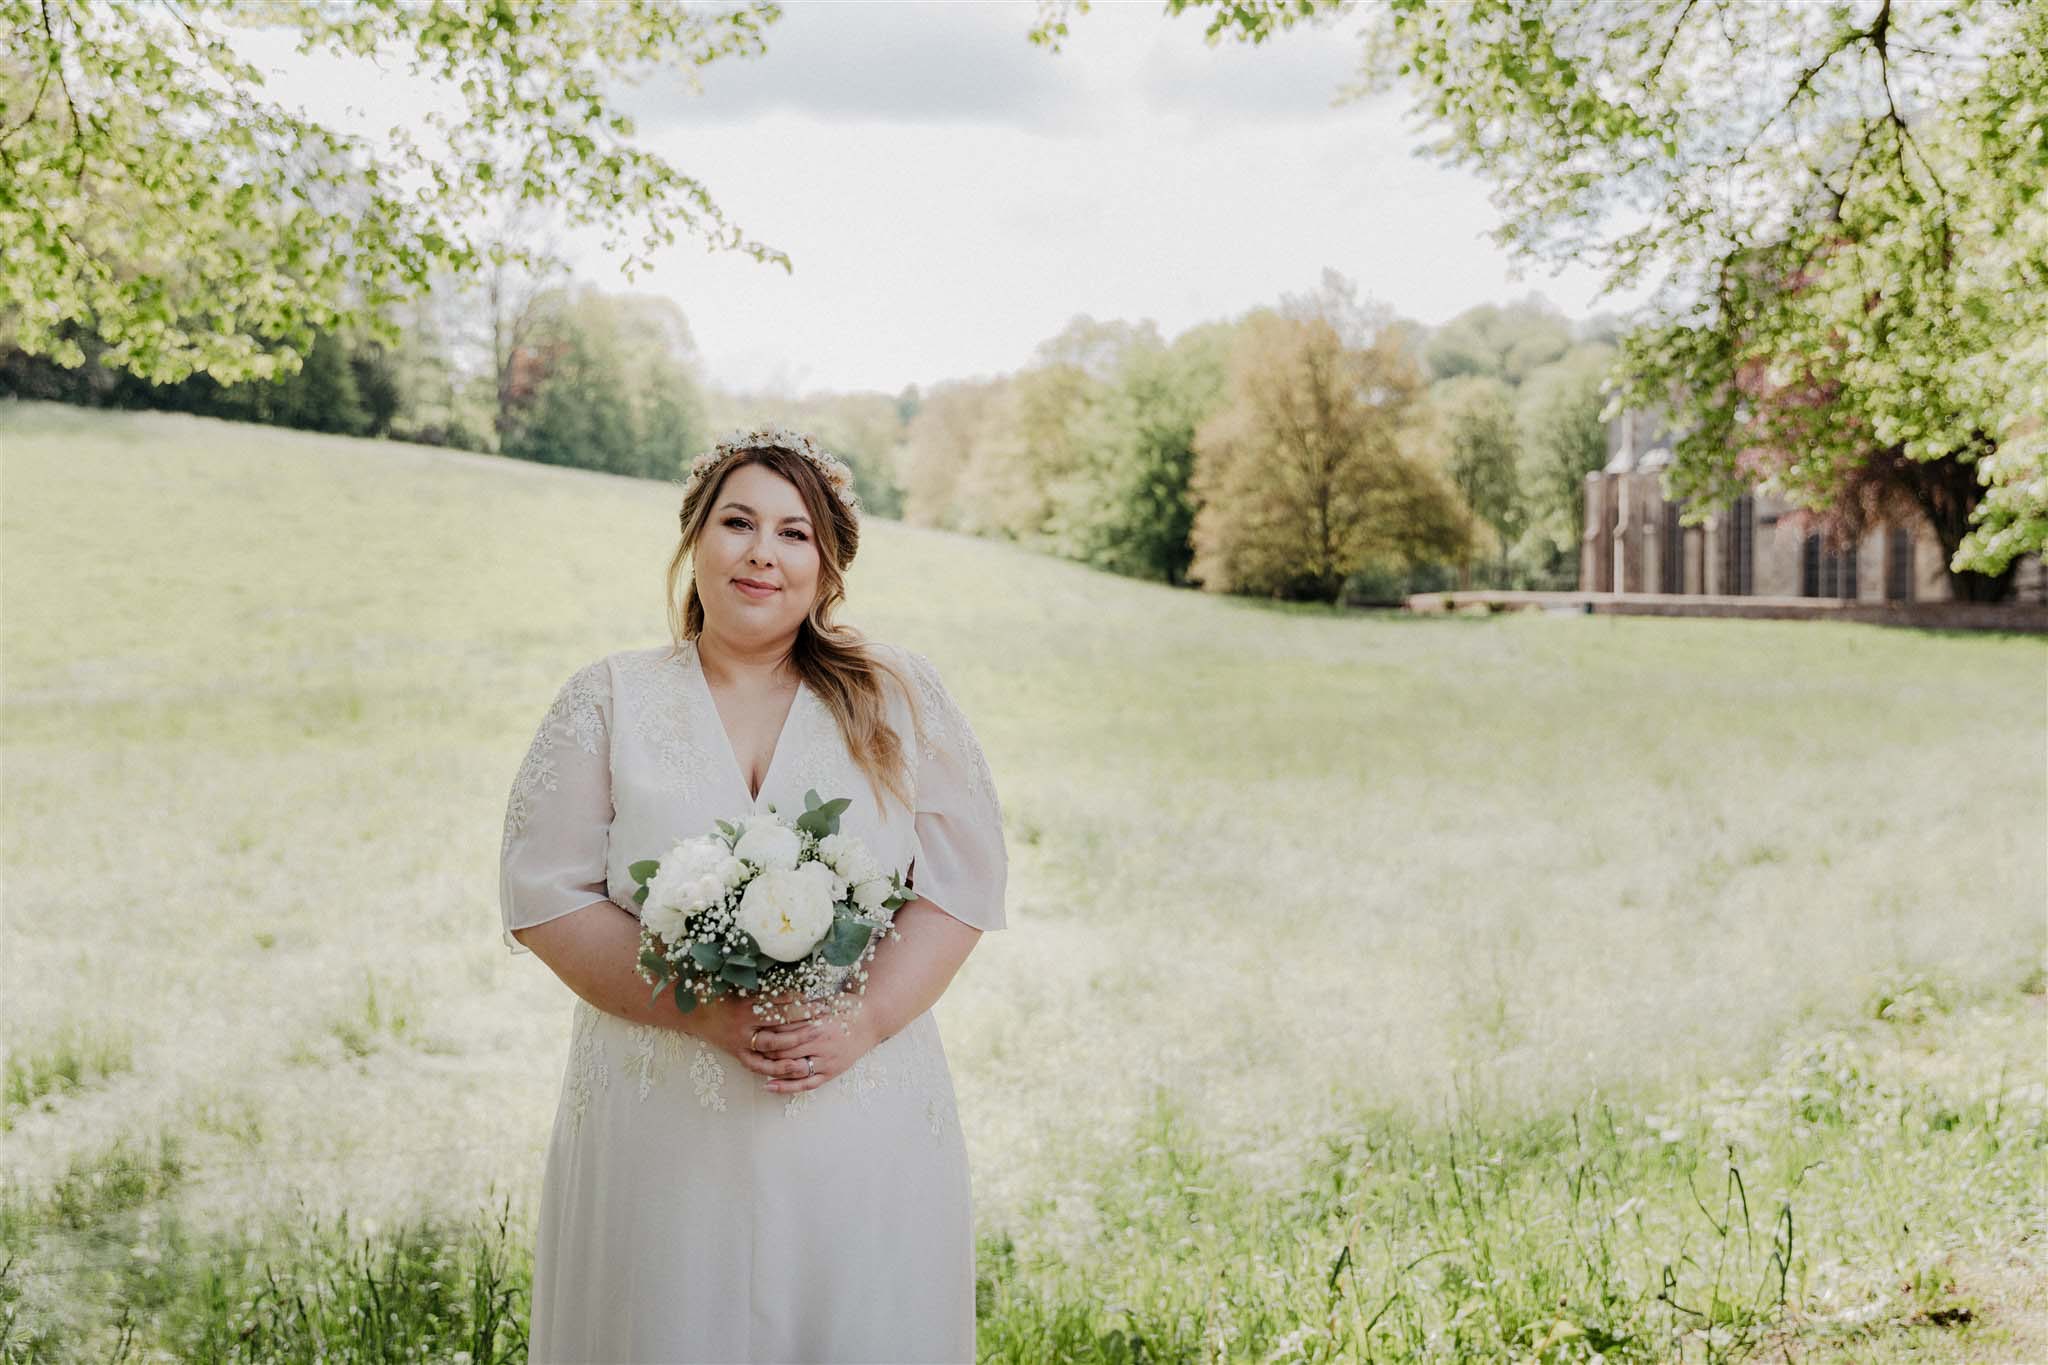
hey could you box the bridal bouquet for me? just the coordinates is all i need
[630,788,916,1025]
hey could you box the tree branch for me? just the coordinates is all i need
[1647,0,1700,86]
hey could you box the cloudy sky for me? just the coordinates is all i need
[241,2,1644,396]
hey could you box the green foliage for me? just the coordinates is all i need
[1422,296,1573,385]
[1517,345,1617,559]
[1039,0,2048,596]
[1051,323,1233,585]
[500,287,708,479]
[1,0,788,386]
[1191,275,1477,600]
[1428,374,1524,569]
[792,788,852,839]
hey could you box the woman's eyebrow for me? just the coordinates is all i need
[716,501,811,526]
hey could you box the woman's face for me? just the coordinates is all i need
[696,460,822,646]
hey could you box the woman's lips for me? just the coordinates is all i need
[733,579,779,599]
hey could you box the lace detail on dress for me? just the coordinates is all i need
[776,1017,956,1143]
[503,660,610,858]
[626,1024,660,1101]
[565,1000,610,1138]
[905,1026,956,1142]
[848,1050,888,1112]
[902,650,1001,823]
[690,1038,729,1111]
[615,647,718,799]
[785,688,845,800]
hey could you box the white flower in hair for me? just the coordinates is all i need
[680,424,861,516]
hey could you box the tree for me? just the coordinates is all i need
[1517,346,1616,569]
[1041,321,1234,584]
[1030,0,2047,598]
[899,379,1007,532]
[3,0,787,387]
[1189,281,1475,601]
[1428,374,1524,585]
[502,287,707,479]
[1422,297,1572,385]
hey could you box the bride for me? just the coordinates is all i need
[498,425,1008,1363]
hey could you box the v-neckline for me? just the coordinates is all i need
[688,640,805,806]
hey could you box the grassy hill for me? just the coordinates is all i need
[3,399,2043,1361]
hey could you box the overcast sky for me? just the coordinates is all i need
[240,2,1645,397]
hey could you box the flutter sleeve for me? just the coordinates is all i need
[498,658,615,956]
[901,649,1009,933]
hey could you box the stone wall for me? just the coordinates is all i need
[1580,469,2044,603]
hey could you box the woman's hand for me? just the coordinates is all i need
[686,991,814,1063]
[747,997,878,1094]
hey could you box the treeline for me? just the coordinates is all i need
[896,272,1617,603]
[2,265,1617,606]
[0,282,704,477]
[0,262,918,522]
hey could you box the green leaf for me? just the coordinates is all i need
[794,795,852,838]
[629,858,660,883]
[672,980,697,1014]
[688,941,724,971]
[821,916,873,967]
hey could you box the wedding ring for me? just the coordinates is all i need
[750,1028,761,1051]
[805,1057,816,1078]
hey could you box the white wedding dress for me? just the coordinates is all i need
[498,637,1008,1364]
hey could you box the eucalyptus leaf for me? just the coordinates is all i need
[822,917,873,967]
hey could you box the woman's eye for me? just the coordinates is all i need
[783,529,808,541]
[724,517,749,531]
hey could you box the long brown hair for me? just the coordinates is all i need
[664,445,920,817]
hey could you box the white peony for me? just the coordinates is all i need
[732,818,801,872]
[851,876,893,913]
[736,867,835,962]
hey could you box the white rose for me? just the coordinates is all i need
[715,853,748,890]
[732,819,801,872]
[736,867,835,962]
[851,876,892,913]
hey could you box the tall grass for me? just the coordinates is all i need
[2,403,2042,1360]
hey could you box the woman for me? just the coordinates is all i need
[498,425,1008,1363]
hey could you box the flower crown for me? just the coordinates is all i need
[680,424,861,519]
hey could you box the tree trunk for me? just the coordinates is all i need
[1895,447,2017,603]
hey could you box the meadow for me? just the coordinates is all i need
[1,399,2042,1362]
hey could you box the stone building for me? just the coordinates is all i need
[1581,409,2046,603]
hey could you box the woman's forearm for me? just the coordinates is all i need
[853,900,982,1045]
[513,899,703,1035]
[516,896,981,1048]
